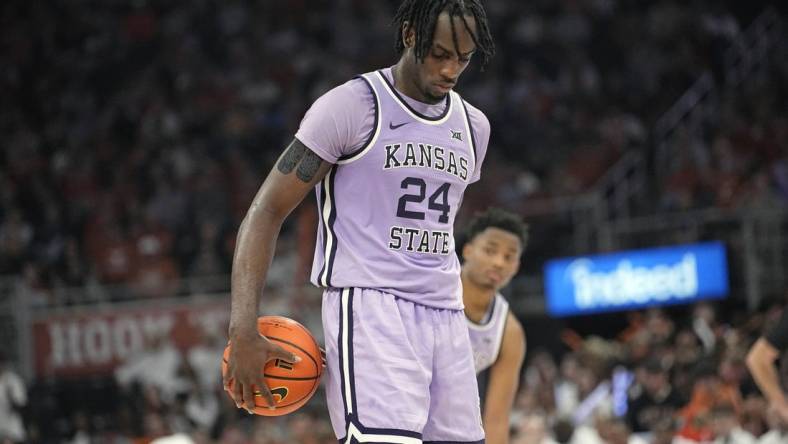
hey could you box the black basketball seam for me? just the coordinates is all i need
[267,336,321,373]
[290,320,315,340]
[221,359,320,379]
[263,374,320,381]
[263,332,321,408]
[262,379,320,409]
[222,320,323,412]
[258,316,317,344]
[290,322,322,357]
[221,325,322,377]
[258,317,322,370]
[223,358,320,410]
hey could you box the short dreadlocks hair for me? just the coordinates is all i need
[393,0,495,69]
[463,207,528,249]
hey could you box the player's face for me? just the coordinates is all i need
[405,12,477,103]
[462,227,521,291]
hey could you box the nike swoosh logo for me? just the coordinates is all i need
[389,121,411,130]
[270,387,288,401]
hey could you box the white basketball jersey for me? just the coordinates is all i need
[467,294,509,373]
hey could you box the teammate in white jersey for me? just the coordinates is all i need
[462,208,528,444]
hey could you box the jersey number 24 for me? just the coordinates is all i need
[397,177,451,223]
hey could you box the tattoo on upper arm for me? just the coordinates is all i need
[277,140,307,174]
[277,139,324,183]
[297,150,322,182]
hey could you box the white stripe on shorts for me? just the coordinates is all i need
[341,287,353,415]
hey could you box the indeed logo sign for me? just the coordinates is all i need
[569,254,698,309]
[545,242,729,317]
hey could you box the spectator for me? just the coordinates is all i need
[677,360,738,441]
[0,210,32,275]
[114,331,187,405]
[740,395,769,438]
[650,418,678,444]
[625,359,684,433]
[554,353,581,419]
[711,404,756,444]
[551,418,575,444]
[0,351,27,444]
[514,413,558,444]
[598,417,647,444]
[757,405,788,444]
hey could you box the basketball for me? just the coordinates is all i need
[222,316,323,416]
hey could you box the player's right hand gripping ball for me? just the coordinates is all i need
[222,316,323,416]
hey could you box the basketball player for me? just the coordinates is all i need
[224,1,495,442]
[461,208,527,444]
[746,307,788,424]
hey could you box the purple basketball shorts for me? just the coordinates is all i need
[322,287,485,443]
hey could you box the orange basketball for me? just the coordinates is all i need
[222,316,323,416]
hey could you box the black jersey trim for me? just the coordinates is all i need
[377,69,451,122]
[459,99,478,165]
[338,75,381,163]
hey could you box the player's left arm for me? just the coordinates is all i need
[483,312,526,444]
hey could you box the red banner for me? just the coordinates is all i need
[32,297,230,378]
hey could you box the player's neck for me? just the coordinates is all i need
[392,60,435,105]
[461,273,496,323]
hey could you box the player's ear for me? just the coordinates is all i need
[402,22,415,48]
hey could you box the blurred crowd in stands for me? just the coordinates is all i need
[659,68,788,212]
[1,0,787,443]
[3,0,783,303]
[510,302,788,444]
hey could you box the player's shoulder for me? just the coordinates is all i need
[504,310,525,340]
[458,97,490,132]
[314,77,373,107]
[301,76,376,142]
[495,310,525,365]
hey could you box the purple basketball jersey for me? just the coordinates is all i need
[310,70,486,310]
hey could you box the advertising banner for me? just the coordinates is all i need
[32,297,230,378]
[544,242,729,317]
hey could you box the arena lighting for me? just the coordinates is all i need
[544,242,729,317]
